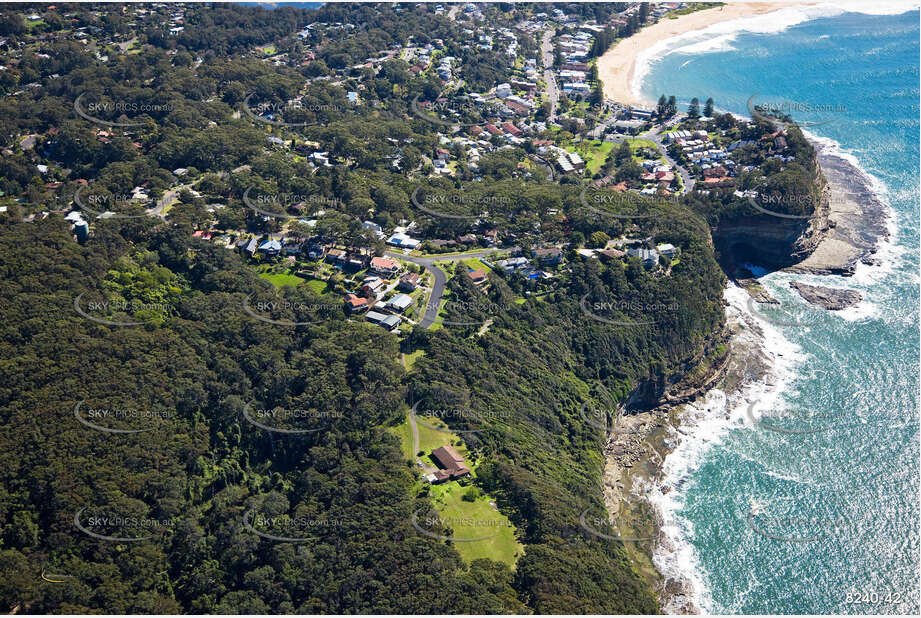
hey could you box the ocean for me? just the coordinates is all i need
[636,6,920,614]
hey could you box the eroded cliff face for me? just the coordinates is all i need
[714,170,831,271]
[714,212,826,269]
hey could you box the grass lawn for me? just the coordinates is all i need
[260,271,306,288]
[461,258,490,272]
[415,415,465,455]
[403,349,425,372]
[262,44,277,55]
[304,278,330,295]
[392,415,415,461]
[428,482,523,568]
[570,140,615,175]
[393,409,523,569]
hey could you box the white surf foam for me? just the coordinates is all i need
[632,3,919,102]
[648,283,806,613]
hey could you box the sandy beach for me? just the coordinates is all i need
[597,3,798,106]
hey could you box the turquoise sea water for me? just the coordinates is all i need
[641,9,919,614]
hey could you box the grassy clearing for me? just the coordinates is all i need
[259,271,305,288]
[403,349,425,371]
[392,414,415,460]
[415,415,465,456]
[461,257,489,272]
[304,278,329,295]
[393,410,523,569]
[571,140,615,175]
[427,483,523,568]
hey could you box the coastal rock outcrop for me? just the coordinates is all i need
[789,281,862,310]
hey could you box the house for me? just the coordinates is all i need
[387,293,413,312]
[598,248,626,262]
[366,310,401,331]
[567,152,585,171]
[361,276,385,298]
[244,237,260,256]
[306,243,326,260]
[532,247,563,265]
[428,445,471,482]
[501,122,522,137]
[557,155,575,174]
[345,293,370,313]
[386,232,421,250]
[370,256,400,277]
[627,247,660,268]
[258,239,282,256]
[346,254,368,271]
[398,272,421,292]
[326,248,346,264]
[467,269,488,284]
[73,220,89,243]
[657,243,678,258]
[497,256,529,271]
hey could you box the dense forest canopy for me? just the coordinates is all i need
[0,1,820,614]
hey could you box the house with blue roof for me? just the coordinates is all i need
[259,239,282,256]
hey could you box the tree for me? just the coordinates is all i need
[688,97,700,119]
[614,141,632,166]
[656,94,667,118]
[589,230,611,248]
[703,97,714,118]
[666,96,677,118]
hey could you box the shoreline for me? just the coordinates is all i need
[593,5,901,613]
[597,3,800,107]
[604,148,896,613]
[784,134,893,276]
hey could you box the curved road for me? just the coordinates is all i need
[647,125,696,194]
[385,248,507,329]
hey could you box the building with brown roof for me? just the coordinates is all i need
[467,269,488,285]
[429,445,471,482]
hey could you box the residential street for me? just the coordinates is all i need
[540,29,559,122]
[646,124,696,194]
[385,248,506,329]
